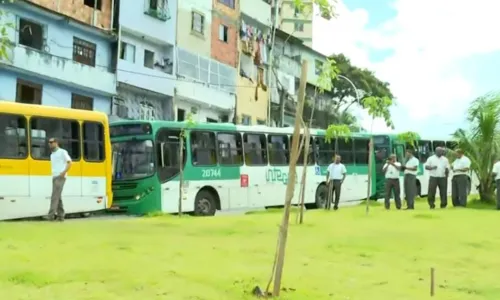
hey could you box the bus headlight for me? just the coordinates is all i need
[135,195,140,200]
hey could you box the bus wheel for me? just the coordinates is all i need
[194,190,217,216]
[315,184,328,209]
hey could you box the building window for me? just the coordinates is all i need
[145,0,170,21]
[294,22,304,32]
[112,97,129,118]
[242,115,251,125]
[219,24,228,43]
[257,119,265,125]
[73,37,96,67]
[191,11,204,34]
[120,42,136,62]
[207,118,218,123]
[140,102,155,120]
[71,94,93,110]
[218,0,235,9]
[294,5,300,17]
[84,0,102,10]
[144,49,154,68]
[177,108,185,121]
[16,79,42,104]
[18,19,44,50]
[315,59,323,75]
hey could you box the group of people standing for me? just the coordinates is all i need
[383,147,471,209]
[325,147,475,210]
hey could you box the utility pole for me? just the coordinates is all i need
[266,0,280,126]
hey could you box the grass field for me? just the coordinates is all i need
[1,199,499,300]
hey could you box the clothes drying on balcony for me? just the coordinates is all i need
[240,20,269,65]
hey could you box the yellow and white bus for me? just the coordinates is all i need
[0,102,112,220]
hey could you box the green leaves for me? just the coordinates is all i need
[316,58,338,94]
[396,131,420,148]
[292,0,336,20]
[325,124,351,143]
[362,96,394,129]
[0,5,14,61]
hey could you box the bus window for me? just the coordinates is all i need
[291,135,314,166]
[418,140,431,163]
[217,132,243,165]
[337,138,353,164]
[30,117,80,160]
[0,113,28,159]
[446,141,458,151]
[432,140,445,151]
[243,133,267,166]
[83,122,104,161]
[353,138,369,165]
[191,131,217,166]
[316,137,334,166]
[113,140,154,180]
[268,134,289,165]
[156,129,186,182]
[395,144,405,163]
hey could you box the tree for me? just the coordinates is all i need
[0,0,14,61]
[178,113,195,216]
[329,53,395,129]
[452,92,500,203]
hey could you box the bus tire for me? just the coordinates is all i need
[194,190,217,216]
[314,183,328,209]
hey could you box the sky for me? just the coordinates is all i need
[312,0,500,138]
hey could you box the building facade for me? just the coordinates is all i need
[173,0,237,123]
[112,0,176,120]
[0,0,115,112]
[277,0,313,47]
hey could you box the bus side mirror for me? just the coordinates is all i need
[160,142,166,167]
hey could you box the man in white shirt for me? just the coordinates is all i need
[326,155,347,210]
[383,154,401,209]
[48,138,72,221]
[492,159,500,210]
[451,149,471,207]
[425,147,450,209]
[403,149,419,209]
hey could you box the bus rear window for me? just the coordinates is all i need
[110,123,152,137]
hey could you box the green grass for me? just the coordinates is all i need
[1,202,500,300]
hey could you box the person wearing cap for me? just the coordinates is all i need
[425,147,450,208]
[403,148,419,209]
[451,149,471,207]
[383,154,402,209]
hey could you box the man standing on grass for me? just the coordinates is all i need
[48,138,72,222]
[403,149,419,209]
[451,149,471,207]
[492,159,500,210]
[383,154,401,210]
[425,147,450,209]
[326,155,347,211]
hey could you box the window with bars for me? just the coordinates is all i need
[71,94,93,110]
[73,37,96,67]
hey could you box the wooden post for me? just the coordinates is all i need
[430,267,435,296]
[271,60,308,297]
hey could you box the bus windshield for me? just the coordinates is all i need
[112,140,155,180]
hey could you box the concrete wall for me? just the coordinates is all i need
[27,0,113,30]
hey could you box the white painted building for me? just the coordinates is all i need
[113,0,177,120]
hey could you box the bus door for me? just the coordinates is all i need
[81,121,107,211]
[0,113,30,219]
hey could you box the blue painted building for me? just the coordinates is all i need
[111,0,176,120]
[0,1,116,113]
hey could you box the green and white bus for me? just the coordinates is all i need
[109,121,378,216]
[372,134,479,199]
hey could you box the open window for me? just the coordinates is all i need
[315,137,335,166]
[191,131,217,166]
[157,129,186,182]
[243,133,268,166]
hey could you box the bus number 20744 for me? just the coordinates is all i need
[201,168,222,178]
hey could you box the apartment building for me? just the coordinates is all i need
[112,0,176,120]
[277,0,313,47]
[0,0,115,112]
[174,0,237,123]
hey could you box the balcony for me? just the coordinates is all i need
[0,45,116,95]
[240,0,272,25]
[175,80,234,111]
[117,59,175,96]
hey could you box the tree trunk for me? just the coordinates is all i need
[366,137,374,214]
[479,180,495,203]
[296,128,310,224]
[271,60,308,297]
[178,134,184,217]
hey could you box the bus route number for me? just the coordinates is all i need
[202,168,221,178]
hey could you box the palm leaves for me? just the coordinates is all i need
[452,92,500,202]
